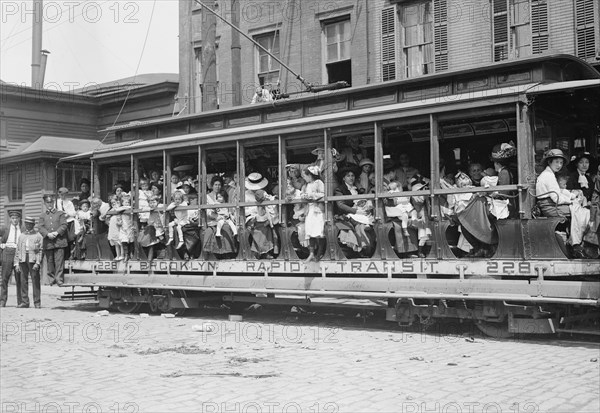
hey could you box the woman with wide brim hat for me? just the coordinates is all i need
[536,148,572,219]
[333,164,375,258]
[244,173,279,259]
[567,151,596,201]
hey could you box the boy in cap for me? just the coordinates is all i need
[0,210,23,307]
[14,217,43,308]
[39,194,67,286]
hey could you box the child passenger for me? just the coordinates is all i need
[140,195,165,262]
[385,180,416,237]
[75,199,91,259]
[214,191,237,238]
[166,191,189,250]
[301,166,325,262]
[107,195,125,261]
[138,179,152,223]
[119,194,134,260]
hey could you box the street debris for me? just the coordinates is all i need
[140,313,150,318]
[409,356,425,361]
[590,358,598,362]
[447,362,458,366]
[192,324,215,332]
[136,344,215,355]
[161,313,175,318]
[95,310,109,316]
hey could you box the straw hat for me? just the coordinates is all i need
[23,216,36,225]
[541,149,569,165]
[245,172,268,190]
[359,158,374,168]
[490,142,517,161]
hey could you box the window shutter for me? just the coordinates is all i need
[575,0,596,59]
[434,0,448,71]
[531,0,549,54]
[493,0,509,61]
[381,7,397,81]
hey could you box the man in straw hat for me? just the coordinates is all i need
[0,210,23,307]
[14,217,44,308]
[39,193,68,286]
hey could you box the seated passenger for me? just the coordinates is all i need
[558,174,590,258]
[468,163,484,187]
[245,173,279,259]
[450,172,497,258]
[410,177,431,258]
[385,181,416,237]
[584,164,600,256]
[567,152,596,202]
[357,159,374,193]
[334,165,375,257]
[394,153,419,190]
[214,191,237,238]
[139,195,165,262]
[203,176,237,259]
[490,142,518,218]
[536,149,572,218]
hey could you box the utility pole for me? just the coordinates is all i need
[201,1,218,111]
[231,0,242,106]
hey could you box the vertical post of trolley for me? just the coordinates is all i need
[516,101,533,219]
[164,150,170,259]
[430,114,442,260]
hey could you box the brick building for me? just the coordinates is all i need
[178,0,599,114]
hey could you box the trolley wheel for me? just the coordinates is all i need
[116,302,143,314]
[476,320,514,339]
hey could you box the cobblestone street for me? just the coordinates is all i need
[1,287,599,413]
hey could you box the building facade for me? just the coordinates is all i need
[178,0,599,113]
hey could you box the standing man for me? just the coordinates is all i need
[14,217,43,308]
[0,210,23,307]
[39,194,67,286]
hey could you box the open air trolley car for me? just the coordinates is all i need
[61,55,600,337]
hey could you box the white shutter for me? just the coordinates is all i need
[531,0,549,54]
[434,0,448,71]
[575,0,596,59]
[381,7,397,81]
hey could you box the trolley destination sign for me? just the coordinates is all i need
[70,259,598,277]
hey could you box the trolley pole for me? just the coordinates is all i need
[231,0,242,106]
[201,1,218,111]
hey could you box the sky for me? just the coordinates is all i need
[0,0,179,90]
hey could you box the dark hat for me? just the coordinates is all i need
[541,149,569,165]
[42,193,56,203]
[491,142,517,161]
[570,151,596,168]
[24,216,36,225]
[79,199,91,208]
[337,164,361,180]
[80,178,91,186]
[8,209,22,218]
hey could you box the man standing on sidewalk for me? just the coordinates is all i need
[14,217,44,308]
[39,194,67,287]
[0,210,23,307]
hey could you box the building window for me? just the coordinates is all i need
[8,169,22,201]
[57,166,89,193]
[254,32,280,87]
[324,19,352,85]
[400,2,433,77]
[0,118,7,149]
[510,0,531,58]
[575,0,597,59]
